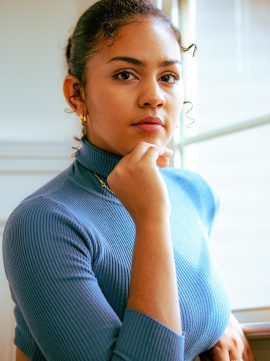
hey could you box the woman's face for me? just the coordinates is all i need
[83,18,184,156]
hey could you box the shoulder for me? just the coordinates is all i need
[162,167,218,201]
[2,194,94,285]
[2,168,95,259]
[162,167,220,232]
[4,164,84,233]
[4,189,91,243]
[3,195,81,251]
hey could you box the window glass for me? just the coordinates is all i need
[195,0,270,132]
[193,126,270,309]
[185,0,270,309]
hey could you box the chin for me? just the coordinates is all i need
[116,136,170,156]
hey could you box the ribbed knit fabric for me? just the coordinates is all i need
[3,138,231,361]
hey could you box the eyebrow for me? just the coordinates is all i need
[107,56,181,67]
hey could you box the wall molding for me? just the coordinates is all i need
[0,140,74,160]
[0,140,75,174]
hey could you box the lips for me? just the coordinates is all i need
[133,116,164,126]
[132,116,164,132]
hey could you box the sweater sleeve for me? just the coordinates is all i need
[3,196,185,361]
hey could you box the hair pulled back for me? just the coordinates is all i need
[65,0,186,86]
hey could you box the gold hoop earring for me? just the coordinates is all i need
[79,114,88,126]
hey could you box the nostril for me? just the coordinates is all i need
[139,91,166,108]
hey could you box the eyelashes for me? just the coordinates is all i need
[113,69,180,84]
[160,73,180,84]
[113,70,136,81]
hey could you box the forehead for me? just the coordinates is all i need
[90,18,181,66]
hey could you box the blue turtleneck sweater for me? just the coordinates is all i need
[3,138,231,361]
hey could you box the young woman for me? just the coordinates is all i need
[3,1,254,360]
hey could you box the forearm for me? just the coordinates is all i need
[127,216,182,335]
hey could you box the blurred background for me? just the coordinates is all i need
[1,0,269,360]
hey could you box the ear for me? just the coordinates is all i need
[63,75,85,115]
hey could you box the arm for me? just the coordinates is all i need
[4,143,184,361]
[108,142,182,334]
[128,217,181,333]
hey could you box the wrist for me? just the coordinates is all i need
[135,213,171,234]
[133,208,170,228]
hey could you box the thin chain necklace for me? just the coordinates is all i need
[93,173,116,196]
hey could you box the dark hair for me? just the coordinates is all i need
[65,0,190,87]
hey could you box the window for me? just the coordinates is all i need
[176,0,270,310]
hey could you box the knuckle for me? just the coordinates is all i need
[125,159,136,173]
[136,141,150,150]
[137,161,147,172]
[216,339,226,349]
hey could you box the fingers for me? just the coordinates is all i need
[246,345,256,361]
[200,346,255,361]
[234,319,256,361]
[208,347,230,361]
[229,350,245,361]
[144,145,173,168]
[127,141,173,168]
[206,316,256,361]
[243,330,256,361]
[157,155,170,168]
[242,337,256,361]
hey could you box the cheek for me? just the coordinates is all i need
[168,83,184,111]
[169,94,184,118]
[87,95,126,131]
[88,86,128,113]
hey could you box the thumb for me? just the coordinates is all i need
[156,148,173,168]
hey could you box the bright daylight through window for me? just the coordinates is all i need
[178,0,270,310]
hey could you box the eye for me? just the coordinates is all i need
[113,70,136,81]
[160,73,180,84]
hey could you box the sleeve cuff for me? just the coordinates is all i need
[113,308,185,361]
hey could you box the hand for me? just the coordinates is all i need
[199,314,256,361]
[107,141,173,224]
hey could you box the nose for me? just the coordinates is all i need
[138,78,166,109]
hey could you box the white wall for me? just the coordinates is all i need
[0,1,95,360]
[0,0,97,143]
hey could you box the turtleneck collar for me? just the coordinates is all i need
[75,137,122,178]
